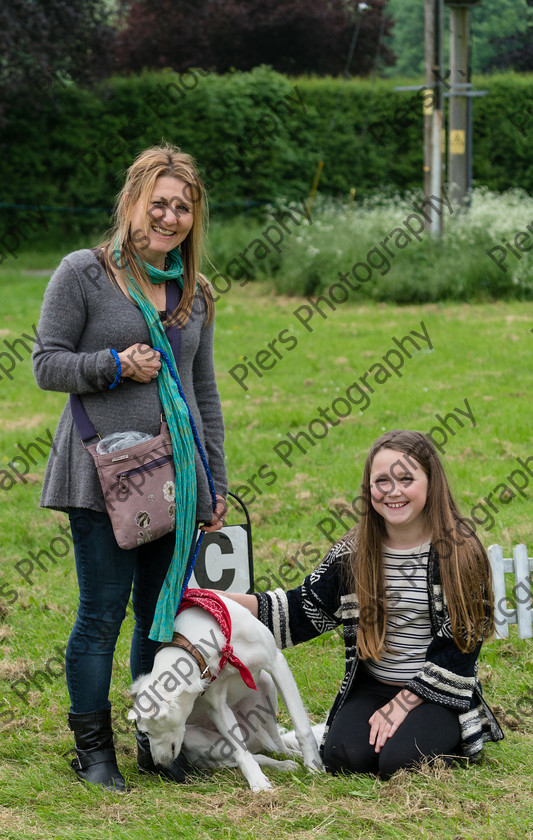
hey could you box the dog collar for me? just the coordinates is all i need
[173,588,258,690]
[155,631,212,681]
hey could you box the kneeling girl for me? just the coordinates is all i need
[225,429,503,777]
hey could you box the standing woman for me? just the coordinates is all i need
[33,144,228,791]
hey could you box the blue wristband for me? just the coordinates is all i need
[109,349,122,390]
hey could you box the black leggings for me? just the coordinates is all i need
[323,670,461,779]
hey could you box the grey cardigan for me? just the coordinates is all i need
[33,249,227,520]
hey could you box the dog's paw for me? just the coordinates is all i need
[251,778,273,793]
[278,732,302,754]
[305,757,326,773]
[273,759,299,772]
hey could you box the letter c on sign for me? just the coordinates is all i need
[192,532,236,589]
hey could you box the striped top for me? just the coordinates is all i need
[365,542,432,684]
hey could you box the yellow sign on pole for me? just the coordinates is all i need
[422,89,434,115]
[450,129,465,155]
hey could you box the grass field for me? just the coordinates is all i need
[1,250,532,839]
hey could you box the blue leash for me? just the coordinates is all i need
[154,346,218,599]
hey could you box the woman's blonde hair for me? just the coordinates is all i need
[346,429,494,659]
[101,143,213,325]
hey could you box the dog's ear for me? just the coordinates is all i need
[129,695,171,723]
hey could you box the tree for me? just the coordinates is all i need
[0,1,115,120]
[114,0,212,74]
[384,0,530,77]
[470,0,530,73]
[382,0,425,77]
[489,0,533,72]
[114,0,395,77]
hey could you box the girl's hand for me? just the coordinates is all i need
[210,590,259,617]
[118,343,161,383]
[368,689,423,753]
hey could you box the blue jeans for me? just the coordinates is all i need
[66,508,192,714]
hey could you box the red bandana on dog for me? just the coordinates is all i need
[178,588,257,690]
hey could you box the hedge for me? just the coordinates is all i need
[0,67,531,242]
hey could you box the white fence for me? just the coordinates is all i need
[488,544,533,640]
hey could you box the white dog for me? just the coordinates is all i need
[128,592,324,792]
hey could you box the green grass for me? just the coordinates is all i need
[1,253,532,840]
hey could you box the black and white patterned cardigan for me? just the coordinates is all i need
[256,538,504,758]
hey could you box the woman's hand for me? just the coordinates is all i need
[199,494,227,533]
[118,344,161,383]
[368,689,423,753]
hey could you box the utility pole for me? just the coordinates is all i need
[424,0,444,236]
[445,0,481,206]
[397,1,486,230]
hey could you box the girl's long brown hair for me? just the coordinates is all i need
[347,430,494,659]
[100,143,214,325]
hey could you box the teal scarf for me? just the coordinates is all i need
[115,246,197,642]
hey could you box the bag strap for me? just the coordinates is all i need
[69,393,98,445]
[163,278,182,366]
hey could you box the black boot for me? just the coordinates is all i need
[136,728,199,782]
[68,709,127,792]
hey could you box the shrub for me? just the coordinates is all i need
[1,68,531,246]
[206,187,533,302]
